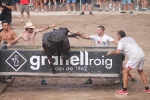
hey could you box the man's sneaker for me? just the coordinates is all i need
[119,8,121,12]
[116,90,128,95]
[111,9,115,12]
[11,22,14,26]
[48,2,51,5]
[67,10,71,14]
[89,11,93,15]
[131,78,139,83]
[135,6,139,11]
[94,4,100,7]
[98,8,102,11]
[106,9,108,12]
[35,9,38,13]
[73,10,76,14]
[28,19,31,22]
[21,19,24,23]
[143,89,150,93]
[54,2,57,6]
[60,3,66,6]
[41,79,47,85]
[80,12,84,15]
[129,11,133,14]
[84,78,93,84]
[109,4,112,8]
[120,11,126,13]
[41,9,44,13]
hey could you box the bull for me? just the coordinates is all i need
[42,27,79,74]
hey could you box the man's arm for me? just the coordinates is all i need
[35,23,55,33]
[0,7,3,11]
[107,49,121,56]
[2,3,13,10]
[112,40,118,45]
[11,31,18,44]
[10,34,22,45]
[0,34,2,46]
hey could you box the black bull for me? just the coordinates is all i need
[42,27,79,74]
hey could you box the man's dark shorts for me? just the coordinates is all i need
[0,14,12,24]
[81,0,91,4]
[112,0,120,2]
[12,0,20,4]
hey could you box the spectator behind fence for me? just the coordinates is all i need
[12,0,20,11]
[67,0,76,14]
[99,0,109,12]
[111,0,121,12]
[34,0,44,13]
[0,0,13,25]
[20,0,31,23]
[80,0,93,15]
[120,0,133,13]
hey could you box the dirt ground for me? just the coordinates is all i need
[0,13,150,100]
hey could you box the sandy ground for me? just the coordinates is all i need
[0,12,150,100]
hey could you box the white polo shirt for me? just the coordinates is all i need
[117,37,145,60]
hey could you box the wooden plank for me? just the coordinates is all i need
[0,72,119,78]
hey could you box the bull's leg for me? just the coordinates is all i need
[61,52,67,60]
[48,57,56,74]
[42,43,56,74]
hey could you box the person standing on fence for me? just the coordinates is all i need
[80,0,93,15]
[20,0,31,23]
[107,30,150,95]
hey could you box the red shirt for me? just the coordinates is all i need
[20,0,29,4]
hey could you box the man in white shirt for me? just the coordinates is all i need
[78,26,118,46]
[107,30,150,95]
[77,26,118,84]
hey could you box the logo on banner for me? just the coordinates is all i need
[5,51,27,71]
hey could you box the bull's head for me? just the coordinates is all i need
[53,27,80,39]
[58,27,70,36]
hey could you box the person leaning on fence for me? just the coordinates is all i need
[76,26,118,84]
[80,0,93,15]
[107,30,150,95]
[10,22,55,46]
[0,20,17,49]
[76,26,137,84]
[9,22,55,85]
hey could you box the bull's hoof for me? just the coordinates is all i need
[52,58,55,63]
[52,70,56,74]
[61,56,70,60]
